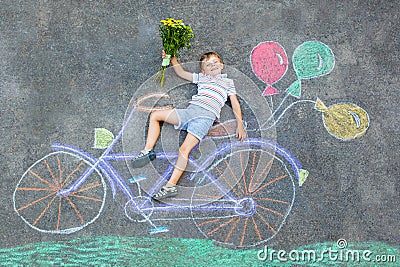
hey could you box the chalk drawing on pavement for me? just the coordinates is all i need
[15,65,302,248]
[94,128,115,149]
[315,98,370,140]
[250,40,368,141]
[287,41,335,98]
[251,41,288,96]
[14,40,370,250]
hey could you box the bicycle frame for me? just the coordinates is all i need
[51,104,305,228]
[14,91,309,248]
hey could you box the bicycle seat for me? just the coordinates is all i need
[207,119,246,138]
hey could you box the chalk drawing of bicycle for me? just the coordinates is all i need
[14,88,308,249]
[13,41,369,249]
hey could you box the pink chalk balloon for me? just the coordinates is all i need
[251,41,288,96]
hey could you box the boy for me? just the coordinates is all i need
[132,50,247,200]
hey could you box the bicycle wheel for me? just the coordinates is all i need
[190,146,295,248]
[124,196,154,223]
[14,151,106,234]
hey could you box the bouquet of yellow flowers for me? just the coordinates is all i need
[154,18,194,86]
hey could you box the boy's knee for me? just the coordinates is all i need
[178,145,193,158]
[150,111,160,121]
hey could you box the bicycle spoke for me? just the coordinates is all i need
[207,217,236,236]
[215,165,234,192]
[251,216,262,241]
[213,165,242,198]
[238,152,246,193]
[242,152,256,195]
[33,195,57,226]
[253,197,291,205]
[240,217,249,246]
[224,159,243,194]
[252,173,287,195]
[239,151,245,182]
[17,191,57,212]
[62,161,84,188]
[57,155,63,186]
[57,197,62,231]
[43,159,59,187]
[249,157,273,192]
[257,204,284,217]
[28,170,57,189]
[196,217,221,227]
[225,217,240,243]
[71,194,103,203]
[70,183,103,195]
[215,161,241,197]
[247,152,256,193]
[65,196,84,224]
[256,211,276,234]
[16,187,53,192]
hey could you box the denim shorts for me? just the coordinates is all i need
[174,104,216,140]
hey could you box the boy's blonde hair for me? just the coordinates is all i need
[199,52,223,69]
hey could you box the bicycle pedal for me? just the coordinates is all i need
[148,226,169,234]
[128,175,147,183]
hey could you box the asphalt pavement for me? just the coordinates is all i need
[0,0,399,262]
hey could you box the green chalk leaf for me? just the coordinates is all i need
[94,128,114,149]
[298,169,309,186]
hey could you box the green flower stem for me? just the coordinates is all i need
[160,67,166,87]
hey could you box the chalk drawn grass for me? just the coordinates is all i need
[0,236,397,266]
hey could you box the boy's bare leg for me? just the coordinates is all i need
[144,109,179,150]
[165,133,199,187]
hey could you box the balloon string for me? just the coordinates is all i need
[251,96,316,132]
[264,99,316,130]
[259,93,290,129]
[268,96,274,111]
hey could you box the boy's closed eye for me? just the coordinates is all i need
[206,60,219,67]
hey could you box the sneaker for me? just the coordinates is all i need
[153,185,178,200]
[131,149,156,168]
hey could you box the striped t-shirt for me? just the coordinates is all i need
[190,73,236,118]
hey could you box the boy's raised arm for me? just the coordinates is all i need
[170,57,193,82]
[162,50,193,82]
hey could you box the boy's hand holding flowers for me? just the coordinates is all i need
[154,18,194,87]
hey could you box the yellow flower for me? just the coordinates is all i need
[161,18,187,28]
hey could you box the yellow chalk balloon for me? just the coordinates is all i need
[315,98,369,141]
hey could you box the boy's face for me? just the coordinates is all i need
[201,55,224,77]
